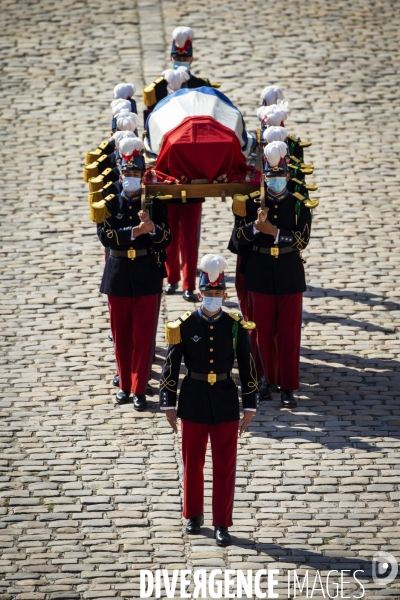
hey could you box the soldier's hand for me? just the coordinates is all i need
[138,209,150,223]
[136,220,155,235]
[239,410,254,436]
[257,207,268,223]
[165,408,178,434]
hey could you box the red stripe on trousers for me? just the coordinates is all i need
[165,203,202,290]
[108,294,159,394]
[251,292,302,390]
[181,419,238,527]
[235,257,264,378]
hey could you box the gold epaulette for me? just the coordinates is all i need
[142,76,165,107]
[85,148,103,165]
[288,134,312,148]
[89,193,114,224]
[98,140,110,151]
[89,172,108,193]
[304,198,319,209]
[290,156,314,172]
[292,178,318,192]
[165,311,192,345]
[102,180,114,194]
[210,82,221,88]
[232,191,260,217]
[293,191,319,209]
[229,312,256,330]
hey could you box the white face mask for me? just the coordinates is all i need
[202,296,223,313]
[122,176,141,193]
[173,61,191,71]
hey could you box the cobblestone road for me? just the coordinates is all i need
[1,0,400,598]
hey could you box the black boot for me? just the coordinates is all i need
[164,283,178,295]
[280,390,297,408]
[186,514,204,534]
[214,526,232,547]
[133,393,148,412]
[182,290,197,302]
[112,374,120,388]
[115,390,131,405]
[259,380,280,401]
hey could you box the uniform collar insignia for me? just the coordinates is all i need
[121,191,140,201]
[266,189,289,202]
[198,308,222,323]
[190,335,202,342]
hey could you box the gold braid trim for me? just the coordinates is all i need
[236,218,254,242]
[151,224,171,244]
[242,354,258,395]
[160,352,178,393]
[291,222,310,250]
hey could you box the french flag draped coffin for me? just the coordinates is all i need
[145,87,256,183]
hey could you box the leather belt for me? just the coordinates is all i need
[188,371,231,385]
[253,245,298,258]
[110,248,153,260]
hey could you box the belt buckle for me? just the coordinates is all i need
[271,247,279,258]
[127,249,136,260]
[208,373,217,385]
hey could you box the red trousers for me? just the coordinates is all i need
[181,419,238,527]
[165,203,202,291]
[108,294,159,394]
[251,292,303,390]
[235,257,264,378]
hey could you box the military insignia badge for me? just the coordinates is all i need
[190,336,202,343]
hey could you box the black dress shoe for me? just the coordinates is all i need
[112,374,120,388]
[280,389,297,408]
[259,381,281,401]
[164,283,178,295]
[214,526,232,547]
[115,390,131,404]
[186,514,204,534]
[182,290,197,302]
[108,331,114,342]
[145,383,154,397]
[133,393,148,412]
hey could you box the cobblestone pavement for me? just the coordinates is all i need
[1,0,400,598]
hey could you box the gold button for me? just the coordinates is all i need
[273,215,277,219]
[210,348,213,352]
[210,359,214,363]
[210,370,214,373]
[210,337,214,341]
[129,206,132,210]
[210,326,214,330]
[275,205,278,208]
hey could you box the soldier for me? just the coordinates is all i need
[160,254,258,546]
[233,143,312,408]
[143,26,214,303]
[96,151,171,410]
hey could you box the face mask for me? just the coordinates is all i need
[202,296,223,313]
[122,177,141,193]
[267,177,287,194]
[173,61,191,71]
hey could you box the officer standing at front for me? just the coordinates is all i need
[159,254,258,546]
[234,143,312,408]
[97,152,171,410]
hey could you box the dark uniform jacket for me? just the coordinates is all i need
[234,189,311,295]
[98,192,170,297]
[159,309,259,424]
